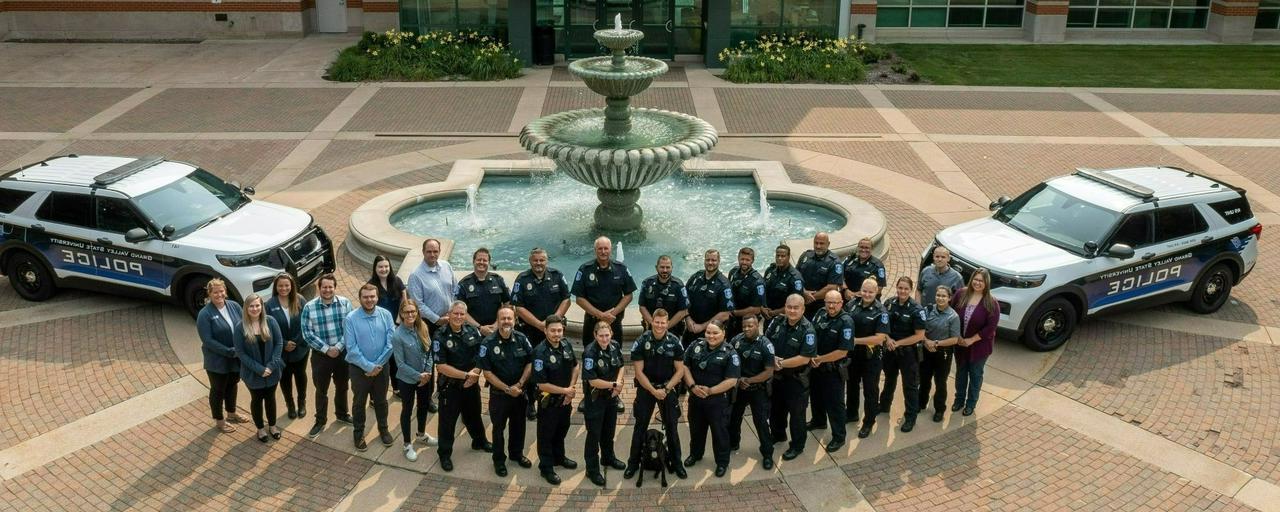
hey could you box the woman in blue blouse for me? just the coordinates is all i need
[266,273,308,419]
[391,299,437,461]
[196,279,248,433]
[235,294,285,442]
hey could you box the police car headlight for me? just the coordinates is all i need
[217,249,281,268]
[992,273,1046,289]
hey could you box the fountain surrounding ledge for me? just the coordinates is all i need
[518,16,717,231]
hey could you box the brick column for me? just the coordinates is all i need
[1208,0,1258,42]
[851,0,876,41]
[1023,0,1068,42]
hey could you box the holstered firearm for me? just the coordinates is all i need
[538,391,564,409]
[438,375,459,408]
[837,359,849,383]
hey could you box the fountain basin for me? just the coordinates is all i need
[568,56,667,98]
[520,108,717,190]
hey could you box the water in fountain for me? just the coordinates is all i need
[757,188,772,226]
[465,183,479,227]
[616,241,625,263]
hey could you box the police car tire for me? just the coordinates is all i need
[6,251,56,301]
[1188,263,1233,315]
[1021,297,1076,352]
[183,275,212,319]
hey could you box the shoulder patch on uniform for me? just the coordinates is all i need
[766,341,775,353]
[756,284,765,296]
[919,310,928,321]
[433,340,440,352]
[534,359,544,371]
[731,353,740,366]
[879,313,889,324]
[479,345,487,357]
[723,288,732,299]
[877,268,886,279]
[834,263,843,274]
[842,327,852,340]
[574,270,582,281]
[793,279,803,291]
[681,287,688,297]
[584,358,594,370]
[805,333,815,346]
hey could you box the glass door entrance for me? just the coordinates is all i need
[565,0,676,60]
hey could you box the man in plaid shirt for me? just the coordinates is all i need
[302,273,355,439]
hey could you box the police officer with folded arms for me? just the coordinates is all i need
[683,249,734,349]
[573,236,636,346]
[879,276,927,432]
[806,290,855,452]
[766,294,817,460]
[726,247,766,340]
[512,247,571,420]
[846,278,889,438]
[682,320,740,478]
[728,314,775,470]
[919,286,961,423]
[763,245,805,320]
[842,237,886,302]
[796,232,842,319]
[625,308,687,481]
[531,315,579,485]
[638,255,689,337]
[432,301,493,472]
[476,307,534,477]
[580,321,627,487]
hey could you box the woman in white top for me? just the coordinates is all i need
[196,279,248,433]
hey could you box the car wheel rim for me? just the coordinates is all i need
[1037,310,1066,343]
[1203,272,1226,306]
[16,263,41,293]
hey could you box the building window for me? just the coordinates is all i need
[876,0,1025,28]
[1067,0,1209,28]
[399,0,509,37]
[729,0,842,45]
[1258,0,1280,29]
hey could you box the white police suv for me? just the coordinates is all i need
[924,166,1260,351]
[0,155,334,317]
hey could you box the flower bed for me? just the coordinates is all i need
[718,34,888,84]
[327,30,523,82]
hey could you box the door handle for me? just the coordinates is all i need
[665,19,673,32]
[97,237,114,246]
[593,19,599,30]
[28,224,44,233]
[1201,236,1214,244]
[1141,252,1156,260]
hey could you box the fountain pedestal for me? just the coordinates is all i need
[596,188,642,231]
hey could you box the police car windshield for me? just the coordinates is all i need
[132,168,249,237]
[995,184,1119,255]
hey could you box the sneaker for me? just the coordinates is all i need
[307,422,325,439]
[417,432,439,446]
[379,431,394,447]
[336,414,353,425]
[354,437,368,452]
[404,445,418,462]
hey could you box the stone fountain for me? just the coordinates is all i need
[519,15,718,231]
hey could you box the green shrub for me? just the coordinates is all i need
[327,29,523,82]
[719,33,880,84]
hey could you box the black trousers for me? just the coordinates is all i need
[280,353,308,410]
[918,349,953,412]
[248,384,278,429]
[582,396,619,474]
[879,346,921,418]
[398,380,432,441]
[582,314,624,345]
[810,367,847,441]
[729,385,773,458]
[438,379,487,459]
[536,395,572,471]
[848,353,881,427]
[489,392,528,463]
[387,356,400,395]
[350,365,390,435]
[770,376,808,451]
[627,389,682,466]
[311,351,349,423]
[688,393,731,467]
[206,370,240,421]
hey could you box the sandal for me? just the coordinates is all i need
[270,427,282,440]
[227,413,249,424]
[217,422,237,434]
[257,429,270,443]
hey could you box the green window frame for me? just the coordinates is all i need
[1066,0,1209,28]
[1258,0,1280,29]
[399,0,510,38]
[729,0,842,45]
[875,0,1025,28]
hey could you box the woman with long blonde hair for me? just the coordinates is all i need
[391,299,437,461]
[235,294,284,442]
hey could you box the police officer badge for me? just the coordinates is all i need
[645,341,651,351]
[495,346,502,356]
[550,354,557,364]
[469,284,475,292]
[447,339,455,349]
[526,283,533,291]
[589,273,597,282]
[694,345,701,354]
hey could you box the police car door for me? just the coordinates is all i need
[1084,210,1154,313]
[92,195,173,292]
[1087,205,1208,312]
[30,191,105,281]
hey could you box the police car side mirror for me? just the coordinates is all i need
[1106,243,1135,260]
[124,227,151,243]
[161,225,176,237]
[241,186,255,196]
[989,196,1011,212]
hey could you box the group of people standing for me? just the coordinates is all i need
[196,231,998,487]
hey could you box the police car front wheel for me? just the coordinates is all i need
[1022,297,1076,352]
[1188,263,1233,314]
[182,275,212,319]
[6,252,57,301]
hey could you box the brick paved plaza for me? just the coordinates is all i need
[1,38,1279,512]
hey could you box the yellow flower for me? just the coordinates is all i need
[824,63,830,68]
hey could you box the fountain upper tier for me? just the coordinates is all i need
[568,55,667,98]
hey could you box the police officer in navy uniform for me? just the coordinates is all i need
[572,236,637,346]
[842,237,886,302]
[580,321,627,487]
[684,249,734,348]
[682,320,741,478]
[432,301,493,472]
[726,247,766,340]
[805,290,855,452]
[846,278,889,439]
[796,232,842,320]
[638,255,689,338]
[767,294,817,461]
[624,308,688,480]
[728,314,775,470]
[763,244,805,319]
[476,307,534,477]
[456,248,510,337]
[512,247,571,420]
[919,286,962,424]
[531,315,579,485]
[879,276,927,432]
